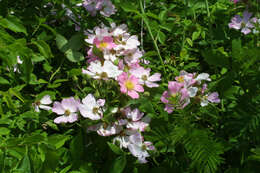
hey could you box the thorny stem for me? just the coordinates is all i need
[139,0,166,74]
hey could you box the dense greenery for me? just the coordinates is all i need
[0,0,259,172]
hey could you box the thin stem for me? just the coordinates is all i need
[139,0,166,74]
[205,0,210,18]
[205,0,213,48]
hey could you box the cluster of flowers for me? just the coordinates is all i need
[229,10,260,35]
[161,71,220,113]
[77,0,116,17]
[33,94,154,163]
[82,23,161,99]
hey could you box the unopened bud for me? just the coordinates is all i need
[144,91,150,97]
[72,76,78,81]
[82,80,87,85]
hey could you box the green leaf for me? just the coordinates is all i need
[40,150,59,173]
[21,56,33,84]
[249,148,260,161]
[32,53,45,62]
[56,34,68,53]
[192,31,200,41]
[17,154,32,173]
[0,127,10,135]
[32,40,53,59]
[110,155,126,173]
[202,49,229,67]
[43,62,52,72]
[0,15,27,35]
[186,38,193,47]
[107,142,124,155]
[66,34,84,51]
[70,132,84,161]
[60,165,72,173]
[0,76,10,85]
[158,10,168,22]
[120,1,139,14]
[232,39,242,60]
[8,88,24,103]
[23,134,46,144]
[157,31,166,45]
[65,49,84,62]
[139,99,155,114]
[48,134,71,149]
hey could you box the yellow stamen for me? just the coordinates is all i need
[171,93,177,98]
[125,80,134,90]
[100,72,108,79]
[92,107,99,114]
[141,75,148,81]
[65,110,70,116]
[177,76,184,83]
[99,42,108,49]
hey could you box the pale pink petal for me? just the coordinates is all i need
[54,115,68,124]
[97,99,105,107]
[129,132,143,145]
[34,105,40,112]
[52,102,65,115]
[61,97,78,113]
[82,94,96,108]
[161,91,169,104]
[120,84,127,93]
[134,84,144,92]
[126,108,144,121]
[39,105,52,111]
[207,92,220,103]
[165,104,174,113]
[128,90,139,99]
[145,81,159,88]
[67,113,78,123]
[144,141,155,150]
[127,121,149,132]
[40,95,52,105]
[241,28,251,34]
[148,73,161,82]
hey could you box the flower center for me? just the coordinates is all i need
[169,93,180,105]
[125,80,135,90]
[177,76,184,83]
[92,107,99,114]
[110,49,116,55]
[141,144,147,151]
[100,72,108,79]
[171,93,177,98]
[202,95,208,100]
[35,101,41,106]
[241,21,246,28]
[99,42,108,49]
[141,75,148,81]
[65,109,70,116]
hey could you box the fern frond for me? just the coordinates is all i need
[183,129,224,173]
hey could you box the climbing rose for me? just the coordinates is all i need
[33,95,52,112]
[78,94,105,120]
[53,97,79,124]
[229,11,255,35]
[118,72,144,99]
[130,67,161,88]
